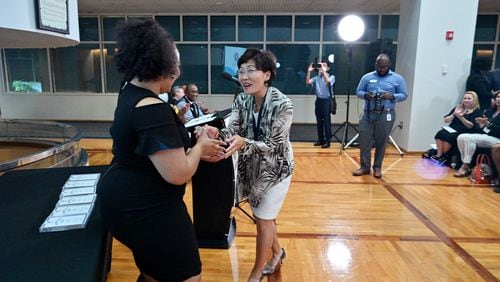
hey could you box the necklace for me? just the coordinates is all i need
[254,102,260,112]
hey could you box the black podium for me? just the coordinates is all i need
[187,110,236,249]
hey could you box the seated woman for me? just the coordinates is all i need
[432,91,482,163]
[454,90,500,177]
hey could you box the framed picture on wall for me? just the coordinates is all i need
[35,0,69,34]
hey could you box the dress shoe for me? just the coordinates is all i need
[313,141,323,146]
[321,142,330,148]
[262,248,286,276]
[352,168,370,176]
[373,169,382,178]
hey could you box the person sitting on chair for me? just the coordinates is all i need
[454,90,500,177]
[431,91,482,164]
[490,143,500,193]
[176,83,208,122]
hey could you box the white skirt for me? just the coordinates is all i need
[251,175,292,220]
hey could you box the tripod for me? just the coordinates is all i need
[344,123,404,156]
[234,198,256,224]
[333,44,358,153]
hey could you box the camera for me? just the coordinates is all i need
[313,63,322,69]
[372,92,383,112]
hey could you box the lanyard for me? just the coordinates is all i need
[252,103,264,141]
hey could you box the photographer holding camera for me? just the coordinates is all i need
[352,53,408,178]
[306,61,335,148]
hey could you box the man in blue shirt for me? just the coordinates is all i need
[352,53,408,178]
[306,61,336,148]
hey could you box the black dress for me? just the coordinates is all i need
[434,107,482,146]
[97,83,200,281]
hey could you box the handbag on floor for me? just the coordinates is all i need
[470,154,493,184]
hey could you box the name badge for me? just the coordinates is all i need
[386,113,392,121]
[369,79,377,83]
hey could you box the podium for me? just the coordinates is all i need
[187,109,236,249]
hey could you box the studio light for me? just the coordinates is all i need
[338,15,365,42]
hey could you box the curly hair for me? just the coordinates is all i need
[114,19,179,83]
[237,48,277,86]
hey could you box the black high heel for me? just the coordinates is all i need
[262,248,286,276]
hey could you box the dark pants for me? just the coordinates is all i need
[358,110,395,170]
[315,98,332,144]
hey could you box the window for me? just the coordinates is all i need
[239,16,264,41]
[211,16,236,41]
[473,44,494,59]
[323,15,343,41]
[322,44,370,95]
[4,49,50,93]
[475,15,498,42]
[79,17,99,41]
[183,16,208,41]
[496,45,500,68]
[102,17,125,41]
[381,15,399,41]
[210,44,263,94]
[267,16,292,41]
[104,44,122,93]
[361,15,379,42]
[267,44,319,94]
[156,16,180,41]
[52,44,102,92]
[177,44,208,93]
[295,16,320,41]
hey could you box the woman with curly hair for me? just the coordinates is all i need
[223,48,294,281]
[97,19,226,282]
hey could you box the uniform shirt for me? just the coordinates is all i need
[356,70,408,111]
[311,74,335,98]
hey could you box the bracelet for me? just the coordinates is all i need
[240,138,249,151]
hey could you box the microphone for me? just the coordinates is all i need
[220,72,242,87]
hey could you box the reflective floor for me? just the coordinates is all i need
[83,139,500,281]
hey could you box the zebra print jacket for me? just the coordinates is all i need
[226,86,294,207]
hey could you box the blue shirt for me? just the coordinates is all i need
[356,70,408,111]
[311,74,335,99]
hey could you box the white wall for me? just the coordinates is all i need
[0,92,364,123]
[395,0,478,151]
[0,0,79,48]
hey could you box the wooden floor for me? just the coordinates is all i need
[81,139,500,282]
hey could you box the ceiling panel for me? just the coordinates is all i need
[78,0,499,14]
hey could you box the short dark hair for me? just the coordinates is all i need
[114,19,179,83]
[471,56,492,72]
[237,48,277,86]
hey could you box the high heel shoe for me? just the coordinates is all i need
[262,248,286,276]
[453,167,471,177]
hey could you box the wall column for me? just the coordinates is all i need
[393,0,479,151]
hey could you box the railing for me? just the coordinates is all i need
[0,120,88,172]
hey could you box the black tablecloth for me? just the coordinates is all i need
[0,165,111,282]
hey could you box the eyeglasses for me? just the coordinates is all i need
[238,68,259,77]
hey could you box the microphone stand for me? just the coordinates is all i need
[333,44,359,154]
[220,72,255,223]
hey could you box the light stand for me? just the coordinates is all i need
[335,15,365,153]
[333,44,359,152]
